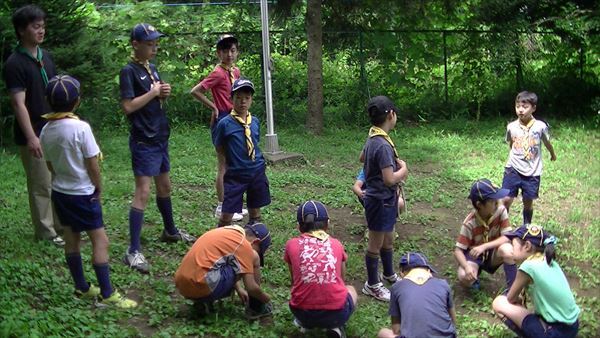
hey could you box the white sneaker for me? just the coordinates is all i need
[362,282,390,301]
[123,249,150,273]
[214,205,244,221]
[293,318,307,333]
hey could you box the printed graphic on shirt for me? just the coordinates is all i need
[511,130,542,161]
[298,237,338,284]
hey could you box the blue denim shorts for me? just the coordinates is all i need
[521,314,578,338]
[364,194,397,232]
[502,167,540,200]
[51,190,103,232]
[222,167,271,213]
[129,138,170,177]
[290,293,355,329]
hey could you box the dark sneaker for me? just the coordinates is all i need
[245,302,273,320]
[293,318,307,333]
[160,229,196,243]
[123,250,150,273]
[326,327,346,338]
[192,300,215,316]
[381,273,399,285]
[471,279,481,291]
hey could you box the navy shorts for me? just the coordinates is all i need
[290,293,355,329]
[502,167,540,200]
[222,167,271,214]
[463,249,502,274]
[129,138,170,177]
[521,315,578,338]
[364,194,398,232]
[51,190,103,232]
[193,265,236,303]
[211,110,231,143]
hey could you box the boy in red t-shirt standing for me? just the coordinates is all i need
[284,201,358,338]
[190,35,245,221]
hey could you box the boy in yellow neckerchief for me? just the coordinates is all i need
[501,91,557,225]
[377,252,456,338]
[213,78,271,229]
[360,96,408,302]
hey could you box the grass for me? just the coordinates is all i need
[0,118,598,337]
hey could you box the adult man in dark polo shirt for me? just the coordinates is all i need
[3,5,63,246]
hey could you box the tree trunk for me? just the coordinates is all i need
[306,0,323,134]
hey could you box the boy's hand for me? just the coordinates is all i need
[210,108,219,127]
[151,81,162,97]
[465,265,478,282]
[550,153,557,161]
[236,288,249,305]
[159,82,171,98]
[469,245,486,258]
[396,159,406,168]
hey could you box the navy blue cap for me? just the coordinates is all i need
[231,78,255,95]
[244,223,271,267]
[131,23,165,41]
[504,224,556,248]
[297,200,329,224]
[367,95,398,117]
[400,252,437,273]
[469,178,509,203]
[46,75,80,111]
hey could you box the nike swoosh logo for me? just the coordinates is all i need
[141,76,147,80]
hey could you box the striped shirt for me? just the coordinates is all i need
[456,204,511,250]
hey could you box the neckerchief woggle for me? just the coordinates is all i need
[230,110,255,161]
[518,118,536,160]
[42,112,103,161]
[16,44,48,86]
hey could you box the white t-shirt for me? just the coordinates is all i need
[40,118,100,195]
[505,119,550,177]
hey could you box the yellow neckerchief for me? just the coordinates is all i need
[230,110,255,161]
[525,252,545,262]
[219,63,236,85]
[305,230,329,241]
[404,267,432,285]
[369,126,398,158]
[42,112,80,120]
[131,55,163,108]
[473,202,503,260]
[41,112,104,161]
[518,118,536,160]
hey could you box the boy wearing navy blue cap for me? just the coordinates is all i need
[454,179,517,291]
[40,75,136,308]
[213,78,271,228]
[361,96,408,302]
[285,201,358,338]
[3,5,64,246]
[120,23,196,274]
[190,35,246,222]
[377,252,456,338]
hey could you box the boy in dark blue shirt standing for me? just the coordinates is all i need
[361,96,408,302]
[212,78,271,228]
[119,23,196,274]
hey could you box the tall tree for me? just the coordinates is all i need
[306,0,323,133]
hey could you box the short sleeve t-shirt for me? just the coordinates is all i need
[213,114,264,176]
[199,65,240,113]
[119,62,170,143]
[3,49,56,145]
[284,234,348,310]
[363,136,397,200]
[389,277,456,338]
[40,118,100,195]
[174,226,255,299]
[456,204,511,250]
[519,255,580,324]
[505,119,550,177]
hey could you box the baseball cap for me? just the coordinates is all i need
[367,95,398,118]
[469,178,510,203]
[244,223,271,267]
[503,224,556,248]
[131,23,165,41]
[231,78,255,95]
[46,75,80,111]
[297,200,329,224]
[399,252,437,273]
[216,34,238,49]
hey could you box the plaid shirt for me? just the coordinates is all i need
[456,204,511,250]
